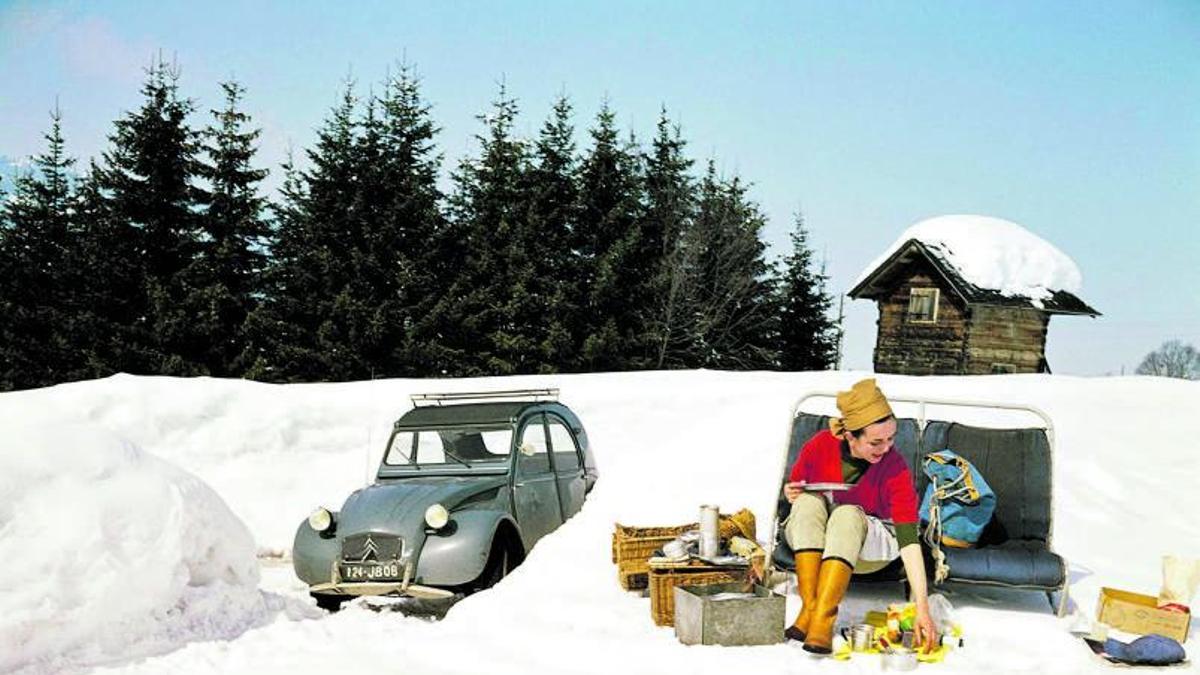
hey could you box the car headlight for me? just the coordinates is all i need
[308,507,334,532]
[424,503,450,530]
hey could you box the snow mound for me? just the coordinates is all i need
[0,422,267,674]
[857,214,1083,303]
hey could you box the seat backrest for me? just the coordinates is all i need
[449,432,493,460]
[921,421,1052,543]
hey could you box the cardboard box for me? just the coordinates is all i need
[1096,587,1191,643]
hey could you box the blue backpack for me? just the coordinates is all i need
[919,450,996,549]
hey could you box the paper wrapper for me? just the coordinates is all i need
[1159,555,1200,610]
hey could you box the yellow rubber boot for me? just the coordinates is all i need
[803,557,853,655]
[784,551,821,642]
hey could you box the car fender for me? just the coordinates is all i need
[416,510,522,586]
[292,517,341,586]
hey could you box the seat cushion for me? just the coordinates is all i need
[939,540,1065,590]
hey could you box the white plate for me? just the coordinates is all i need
[803,482,852,492]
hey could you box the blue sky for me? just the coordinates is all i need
[1,0,1197,375]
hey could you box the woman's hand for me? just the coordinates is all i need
[783,481,804,504]
[913,603,938,653]
[899,543,938,652]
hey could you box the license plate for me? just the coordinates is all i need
[339,562,403,582]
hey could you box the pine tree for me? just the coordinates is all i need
[642,109,697,369]
[575,102,649,371]
[0,109,78,389]
[434,84,533,375]
[247,82,362,381]
[522,94,581,372]
[66,161,145,380]
[92,57,207,375]
[248,69,447,382]
[189,80,269,377]
[369,64,447,376]
[240,152,310,380]
[688,164,780,369]
[778,211,837,370]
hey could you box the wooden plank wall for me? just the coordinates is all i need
[963,305,1048,374]
[872,264,968,375]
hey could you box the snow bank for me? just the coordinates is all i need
[3,371,1198,674]
[0,422,267,674]
[856,214,1084,303]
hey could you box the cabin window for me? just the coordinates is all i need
[990,363,1016,374]
[907,288,939,323]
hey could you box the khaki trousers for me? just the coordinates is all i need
[784,493,893,574]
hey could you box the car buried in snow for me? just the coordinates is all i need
[293,389,598,613]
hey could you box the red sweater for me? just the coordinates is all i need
[788,430,919,525]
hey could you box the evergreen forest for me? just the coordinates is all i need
[0,60,839,391]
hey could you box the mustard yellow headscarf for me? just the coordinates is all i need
[829,378,894,436]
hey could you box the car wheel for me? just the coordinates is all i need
[472,537,515,593]
[312,593,350,612]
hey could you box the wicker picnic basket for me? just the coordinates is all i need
[647,560,750,627]
[611,508,756,591]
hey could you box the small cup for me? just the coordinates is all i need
[840,624,878,648]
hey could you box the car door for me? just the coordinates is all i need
[512,414,563,550]
[547,413,587,519]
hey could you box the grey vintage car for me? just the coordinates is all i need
[293,389,597,612]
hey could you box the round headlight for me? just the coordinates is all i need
[308,507,333,532]
[424,503,450,530]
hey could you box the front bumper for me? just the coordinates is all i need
[308,558,455,601]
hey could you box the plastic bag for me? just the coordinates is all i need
[927,593,957,634]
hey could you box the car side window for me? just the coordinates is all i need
[517,418,551,476]
[547,416,581,472]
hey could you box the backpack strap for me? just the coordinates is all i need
[922,497,950,584]
[925,453,981,503]
[921,453,953,584]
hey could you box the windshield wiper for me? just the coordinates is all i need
[385,434,420,470]
[439,446,471,468]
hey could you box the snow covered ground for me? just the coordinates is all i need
[1,370,1197,674]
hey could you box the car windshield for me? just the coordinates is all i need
[383,425,513,468]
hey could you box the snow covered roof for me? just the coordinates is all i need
[849,215,1099,316]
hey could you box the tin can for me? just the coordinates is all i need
[848,624,875,651]
[699,504,720,558]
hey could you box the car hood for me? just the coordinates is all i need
[336,475,508,543]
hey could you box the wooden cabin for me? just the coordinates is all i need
[848,238,1100,375]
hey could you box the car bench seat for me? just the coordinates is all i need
[771,410,1068,615]
[921,421,1067,595]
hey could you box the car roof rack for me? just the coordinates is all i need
[410,388,560,407]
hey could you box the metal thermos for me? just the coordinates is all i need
[699,504,720,558]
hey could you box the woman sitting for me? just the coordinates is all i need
[782,378,937,654]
